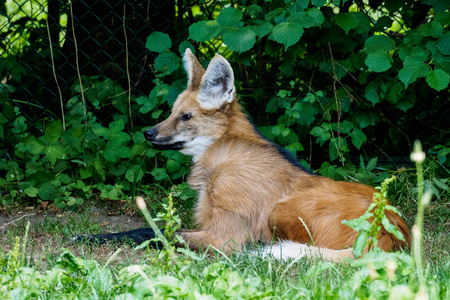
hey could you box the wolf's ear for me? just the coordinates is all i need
[197,55,235,110]
[183,48,205,91]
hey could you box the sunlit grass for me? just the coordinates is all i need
[0,143,449,299]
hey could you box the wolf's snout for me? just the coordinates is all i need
[143,128,158,141]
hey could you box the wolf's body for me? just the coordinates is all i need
[80,50,410,261]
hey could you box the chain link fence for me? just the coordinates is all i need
[0,1,426,168]
[0,0,227,127]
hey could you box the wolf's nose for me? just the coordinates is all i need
[143,128,158,141]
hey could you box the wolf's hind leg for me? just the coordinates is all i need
[72,227,163,247]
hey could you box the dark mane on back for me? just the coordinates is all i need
[248,121,315,175]
[270,142,315,175]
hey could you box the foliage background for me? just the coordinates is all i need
[0,0,449,208]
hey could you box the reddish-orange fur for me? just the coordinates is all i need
[147,50,411,260]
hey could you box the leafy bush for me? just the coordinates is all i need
[1,0,449,206]
[146,0,449,169]
[0,76,193,208]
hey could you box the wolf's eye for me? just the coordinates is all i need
[180,113,192,121]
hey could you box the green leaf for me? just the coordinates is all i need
[336,120,354,134]
[310,125,331,145]
[38,182,58,201]
[217,7,243,27]
[312,0,327,7]
[266,98,280,113]
[152,110,163,119]
[365,82,381,105]
[364,35,396,54]
[281,127,290,137]
[398,57,429,88]
[353,12,371,34]
[112,84,127,114]
[223,27,256,53]
[387,82,404,104]
[437,31,450,55]
[57,173,71,184]
[271,124,284,136]
[100,184,123,200]
[285,142,304,155]
[381,217,405,240]
[45,144,66,165]
[438,147,450,164]
[154,52,180,74]
[26,136,45,155]
[109,119,125,132]
[246,4,262,18]
[289,12,317,28]
[104,147,117,163]
[45,120,63,143]
[353,231,370,258]
[404,31,423,46]
[248,22,273,38]
[166,158,181,173]
[272,22,304,48]
[178,40,195,55]
[125,165,144,183]
[151,168,167,181]
[365,52,393,73]
[426,69,450,91]
[306,8,325,27]
[93,159,106,180]
[293,102,316,125]
[146,32,172,53]
[419,20,443,38]
[137,96,157,114]
[397,97,415,112]
[296,0,309,10]
[189,21,221,42]
[95,78,115,104]
[132,131,146,144]
[24,186,39,197]
[105,137,131,162]
[334,13,359,34]
[149,83,170,106]
[110,165,126,177]
[366,157,378,171]
[351,128,367,150]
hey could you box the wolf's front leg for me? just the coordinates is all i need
[178,214,251,253]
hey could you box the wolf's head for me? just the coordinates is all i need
[143,49,237,161]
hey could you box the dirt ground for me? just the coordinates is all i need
[0,201,146,234]
[0,201,151,268]
[1,200,449,269]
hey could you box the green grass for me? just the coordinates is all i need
[0,229,449,299]
[1,156,449,299]
[1,198,449,299]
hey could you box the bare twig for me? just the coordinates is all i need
[45,15,66,130]
[70,0,86,117]
[123,4,133,127]
[0,213,36,230]
[328,42,344,165]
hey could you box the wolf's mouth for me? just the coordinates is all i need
[151,141,185,150]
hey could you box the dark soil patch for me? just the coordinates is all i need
[0,201,151,268]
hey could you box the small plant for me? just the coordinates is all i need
[410,140,431,292]
[156,193,182,242]
[342,176,406,258]
[2,222,29,276]
[135,195,176,259]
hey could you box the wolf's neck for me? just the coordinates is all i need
[225,103,262,142]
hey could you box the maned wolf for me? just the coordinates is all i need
[79,49,411,261]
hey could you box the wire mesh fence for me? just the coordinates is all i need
[0,0,227,128]
[0,1,431,168]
